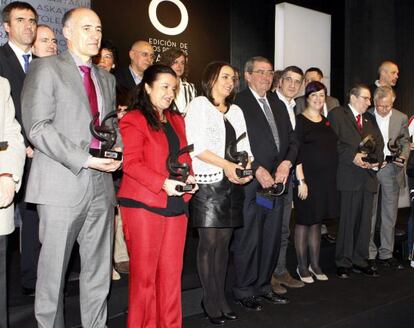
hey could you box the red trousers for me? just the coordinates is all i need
[120,207,187,328]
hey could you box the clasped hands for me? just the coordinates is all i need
[255,160,291,189]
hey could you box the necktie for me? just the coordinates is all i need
[79,65,100,149]
[22,54,30,73]
[356,114,362,132]
[259,98,280,150]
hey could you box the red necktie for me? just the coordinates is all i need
[356,114,362,132]
[79,65,100,149]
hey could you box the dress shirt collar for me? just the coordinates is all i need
[348,104,361,119]
[374,108,392,121]
[129,65,142,85]
[8,41,32,71]
[249,86,269,103]
[276,90,296,109]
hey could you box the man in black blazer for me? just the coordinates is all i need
[328,84,384,279]
[114,40,154,97]
[231,56,298,310]
[0,1,39,296]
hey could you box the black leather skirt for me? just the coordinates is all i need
[190,178,244,228]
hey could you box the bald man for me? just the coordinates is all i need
[21,7,121,327]
[114,40,154,93]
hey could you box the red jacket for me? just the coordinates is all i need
[118,109,193,207]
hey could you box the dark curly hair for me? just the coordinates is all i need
[159,48,189,81]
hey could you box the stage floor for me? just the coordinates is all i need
[7,209,414,328]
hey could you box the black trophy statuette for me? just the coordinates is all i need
[0,141,8,151]
[386,135,405,164]
[167,144,195,192]
[225,132,253,178]
[358,135,378,164]
[89,110,122,161]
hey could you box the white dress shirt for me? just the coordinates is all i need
[374,108,392,156]
[276,90,296,129]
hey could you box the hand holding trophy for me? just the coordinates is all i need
[167,144,196,192]
[225,132,253,178]
[358,134,378,164]
[386,135,405,164]
[89,110,123,160]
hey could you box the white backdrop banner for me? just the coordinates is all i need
[0,0,90,51]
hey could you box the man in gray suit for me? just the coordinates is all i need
[21,7,121,328]
[295,67,340,116]
[368,86,409,269]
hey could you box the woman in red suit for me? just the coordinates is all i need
[117,64,198,328]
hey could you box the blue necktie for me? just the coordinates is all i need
[22,54,30,73]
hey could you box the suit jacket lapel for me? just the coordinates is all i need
[246,89,278,148]
[60,51,93,119]
[345,105,361,135]
[4,43,25,77]
[92,65,107,116]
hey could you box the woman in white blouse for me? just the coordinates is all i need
[185,62,253,324]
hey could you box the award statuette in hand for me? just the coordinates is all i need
[358,134,378,164]
[225,131,253,178]
[89,110,123,161]
[386,135,405,164]
[167,144,195,192]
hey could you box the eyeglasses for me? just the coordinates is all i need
[282,76,302,86]
[251,70,275,77]
[358,95,371,102]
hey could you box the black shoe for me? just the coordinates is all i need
[322,233,336,244]
[22,287,35,297]
[336,267,350,279]
[222,311,238,320]
[367,259,378,271]
[237,296,263,311]
[378,257,404,269]
[352,264,379,277]
[201,302,226,325]
[261,291,290,305]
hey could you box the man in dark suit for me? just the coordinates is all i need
[295,67,340,116]
[114,40,154,94]
[21,7,121,327]
[0,1,39,296]
[232,56,298,310]
[328,84,384,279]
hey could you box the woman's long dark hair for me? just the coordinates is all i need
[202,61,238,109]
[127,64,177,130]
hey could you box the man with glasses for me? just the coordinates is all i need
[328,84,383,279]
[368,86,409,270]
[272,66,305,294]
[232,56,298,310]
[114,40,154,92]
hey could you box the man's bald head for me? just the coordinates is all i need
[62,7,102,63]
[129,40,154,77]
[378,61,399,87]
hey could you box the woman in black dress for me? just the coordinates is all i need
[294,81,338,283]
